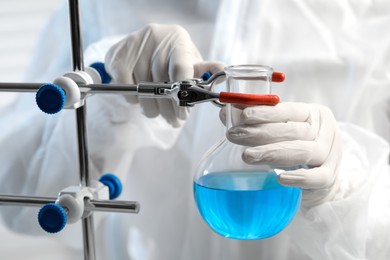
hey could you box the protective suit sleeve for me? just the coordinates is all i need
[285,123,390,260]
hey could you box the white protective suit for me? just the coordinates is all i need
[0,0,390,260]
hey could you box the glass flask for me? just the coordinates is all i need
[193,65,302,240]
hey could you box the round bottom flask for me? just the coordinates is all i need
[193,65,302,240]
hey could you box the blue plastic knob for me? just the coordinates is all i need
[38,203,67,233]
[36,84,66,114]
[90,62,111,84]
[99,173,122,199]
[201,71,212,81]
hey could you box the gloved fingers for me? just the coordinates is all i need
[156,99,189,126]
[313,105,337,156]
[105,26,153,85]
[168,43,202,82]
[105,30,149,105]
[124,95,139,104]
[277,167,334,190]
[242,138,330,167]
[104,38,137,84]
[227,121,317,146]
[193,61,226,79]
[277,127,341,190]
[177,107,190,120]
[243,106,335,166]
[152,27,200,125]
[150,50,176,124]
[158,97,190,123]
[161,101,191,123]
[226,102,327,146]
[156,99,181,127]
[239,103,335,163]
[105,24,221,127]
[220,102,320,131]
[242,102,315,124]
[139,98,159,118]
[151,48,190,126]
[219,107,227,126]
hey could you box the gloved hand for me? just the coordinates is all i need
[105,23,225,127]
[224,102,342,207]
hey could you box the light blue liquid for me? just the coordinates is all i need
[193,171,302,240]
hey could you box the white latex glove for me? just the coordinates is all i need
[105,23,225,127]
[225,102,342,207]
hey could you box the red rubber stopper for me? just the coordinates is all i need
[219,92,280,105]
[272,72,285,82]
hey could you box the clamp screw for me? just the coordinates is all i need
[99,174,123,200]
[36,84,66,114]
[180,90,189,98]
[38,203,67,233]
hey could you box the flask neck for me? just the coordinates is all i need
[225,67,273,130]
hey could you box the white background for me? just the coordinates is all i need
[0,0,61,81]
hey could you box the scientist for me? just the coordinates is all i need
[0,0,389,260]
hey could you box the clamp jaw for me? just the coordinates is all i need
[164,70,283,107]
[136,76,222,107]
[174,71,226,107]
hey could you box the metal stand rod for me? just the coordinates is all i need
[0,195,53,206]
[0,83,43,92]
[0,194,140,214]
[0,83,150,95]
[0,82,141,95]
[84,199,139,213]
[82,216,95,260]
[82,84,138,94]
[76,106,90,187]
[68,1,95,259]
[69,0,84,72]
